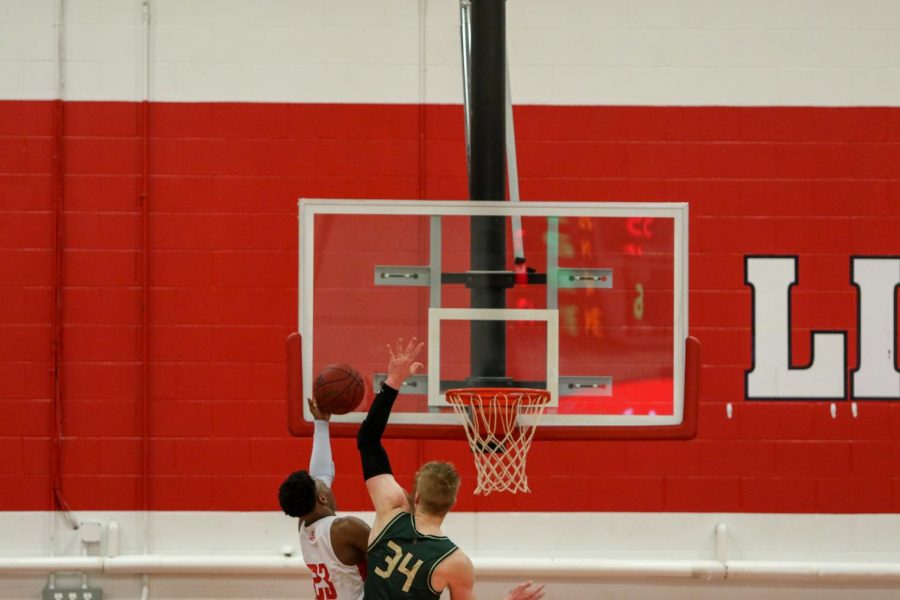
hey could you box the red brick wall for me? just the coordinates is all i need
[1,100,899,512]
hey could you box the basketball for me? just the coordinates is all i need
[313,363,366,415]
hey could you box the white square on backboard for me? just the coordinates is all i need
[427,307,559,407]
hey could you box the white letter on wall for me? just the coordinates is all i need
[745,256,845,399]
[851,257,900,399]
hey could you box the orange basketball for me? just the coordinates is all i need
[313,363,366,415]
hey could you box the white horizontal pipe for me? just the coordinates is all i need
[2,556,900,585]
[474,558,726,581]
[0,557,102,573]
[726,561,900,583]
[106,555,305,575]
[0,555,306,576]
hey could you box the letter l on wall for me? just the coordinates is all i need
[745,256,845,399]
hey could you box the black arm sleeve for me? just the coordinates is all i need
[356,383,399,480]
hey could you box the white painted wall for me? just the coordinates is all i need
[3,512,900,599]
[6,510,900,562]
[1,0,899,104]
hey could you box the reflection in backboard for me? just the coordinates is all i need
[288,199,696,440]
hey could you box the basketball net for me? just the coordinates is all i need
[446,388,551,495]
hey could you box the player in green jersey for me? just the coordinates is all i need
[357,338,545,600]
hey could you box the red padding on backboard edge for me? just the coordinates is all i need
[286,332,311,437]
[287,333,700,441]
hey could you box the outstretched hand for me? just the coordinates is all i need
[504,581,545,600]
[384,337,425,390]
[307,397,330,421]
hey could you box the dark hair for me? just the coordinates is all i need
[279,470,317,518]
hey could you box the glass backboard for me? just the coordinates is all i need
[288,199,697,440]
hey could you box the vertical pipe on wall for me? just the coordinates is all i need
[48,0,77,588]
[459,0,472,180]
[139,1,152,598]
[50,0,76,537]
[49,0,64,537]
[417,0,427,200]
[416,0,428,468]
[715,523,728,562]
[48,19,63,591]
[139,0,151,515]
[106,521,120,557]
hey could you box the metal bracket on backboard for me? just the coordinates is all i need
[374,266,431,286]
[557,268,613,288]
[560,376,613,396]
[373,373,429,394]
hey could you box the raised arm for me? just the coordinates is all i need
[356,338,424,534]
[307,398,334,487]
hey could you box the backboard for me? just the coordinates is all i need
[287,199,697,440]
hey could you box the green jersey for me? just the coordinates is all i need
[365,512,459,599]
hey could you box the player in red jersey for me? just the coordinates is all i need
[280,398,369,600]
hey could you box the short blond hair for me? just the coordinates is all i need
[414,461,459,516]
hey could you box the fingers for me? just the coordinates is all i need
[387,338,401,359]
[386,337,409,360]
[402,339,423,361]
[509,581,544,600]
[307,397,331,420]
[410,361,424,375]
[387,338,423,361]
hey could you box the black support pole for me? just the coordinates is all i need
[468,0,507,386]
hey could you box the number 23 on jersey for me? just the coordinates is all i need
[307,563,337,600]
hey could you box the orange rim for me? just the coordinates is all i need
[445,387,551,407]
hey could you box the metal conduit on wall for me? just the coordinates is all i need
[4,556,900,584]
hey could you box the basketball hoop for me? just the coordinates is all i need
[445,388,551,495]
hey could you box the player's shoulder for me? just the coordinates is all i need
[438,546,472,576]
[446,547,472,566]
[332,515,370,532]
[330,515,371,551]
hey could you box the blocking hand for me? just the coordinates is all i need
[384,337,425,390]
